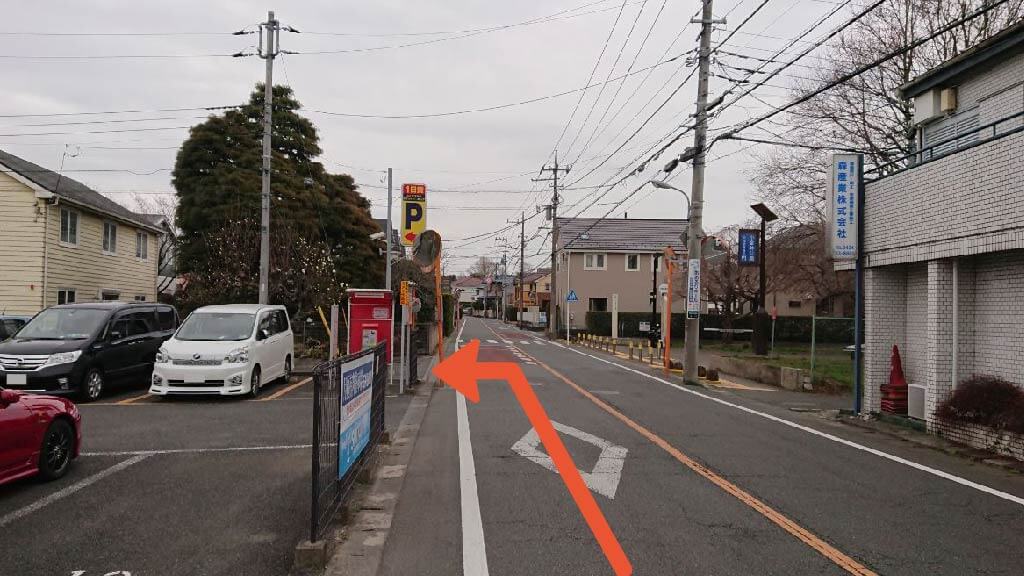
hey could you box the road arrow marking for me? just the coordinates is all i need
[512,421,627,499]
[433,339,632,576]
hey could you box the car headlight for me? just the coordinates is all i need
[45,350,82,366]
[155,348,170,364]
[224,347,249,364]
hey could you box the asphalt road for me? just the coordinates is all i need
[378,317,1024,576]
[1,371,412,576]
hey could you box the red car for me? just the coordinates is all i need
[0,387,81,485]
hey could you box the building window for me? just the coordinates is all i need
[652,255,661,272]
[57,288,76,305]
[589,298,608,312]
[59,208,78,245]
[788,300,802,308]
[584,253,606,270]
[136,231,148,259]
[625,254,639,271]
[103,222,118,254]
[100,289,120,301]
[543,283,550,291]
[134,295,147,302]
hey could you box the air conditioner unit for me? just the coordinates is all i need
[908,383,926,420]
[940,87,958,114]
[913,89,942,125]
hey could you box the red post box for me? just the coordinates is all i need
[347,289,394,362]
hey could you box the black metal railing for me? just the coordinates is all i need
[867,109,1024,182]
[310,342,388,542]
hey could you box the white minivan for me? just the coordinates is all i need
[150,304,293,397]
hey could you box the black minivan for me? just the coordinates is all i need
[0,302,179,402]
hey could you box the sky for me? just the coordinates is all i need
[0,0,855,274]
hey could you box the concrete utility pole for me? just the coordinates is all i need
[683,0,718,384]
[519,212,525,329]
[257,11,280,305]
[535,152,570,337]
[386,168,393,291]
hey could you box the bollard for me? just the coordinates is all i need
[628,341,634,360]
[612,339,617,355]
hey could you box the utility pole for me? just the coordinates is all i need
[682,0,719,384]
[519,212,525,329]
[535,152,570,337]
[257,11,280,305]
[386,168,393,291]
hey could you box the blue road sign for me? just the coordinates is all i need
[566,290,579,302]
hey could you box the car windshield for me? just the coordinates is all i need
[175,312,255,341]
[16,308,107,340]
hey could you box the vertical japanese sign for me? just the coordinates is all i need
[830,154,861,260]
[737,229,760,266]
[339,353,375,478]
[686,258,700,319]
[401,183,427,247]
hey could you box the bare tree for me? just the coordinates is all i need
[467,256,500,279]
[132,193,179,296]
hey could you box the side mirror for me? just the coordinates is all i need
[0,389,20,407]
[258,329,270,341]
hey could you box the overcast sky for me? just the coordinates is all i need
[1,0,852,274]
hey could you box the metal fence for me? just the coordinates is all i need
[310,342,387,542]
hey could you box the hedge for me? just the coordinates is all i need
[584,312,854,343]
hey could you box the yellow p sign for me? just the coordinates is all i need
[401,199,426,246]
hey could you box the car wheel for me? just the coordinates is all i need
[79,369,104,403]
[38,419,74,480]
[249,366,262,398]
[283,356,292,382]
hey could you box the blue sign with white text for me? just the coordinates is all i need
[339,353,375,478]
[738,229,760,266]
[566,290,579,302]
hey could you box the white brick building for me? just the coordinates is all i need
[847,23,1024,429]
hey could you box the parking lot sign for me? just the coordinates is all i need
[401,183,427,246]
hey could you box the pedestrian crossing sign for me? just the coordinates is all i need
[566,290,579,302]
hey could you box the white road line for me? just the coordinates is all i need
[80,444,312,457]
[0,454,150,528]
[487,339,498,344]
[520,340,530,345]
[456,321,490,575]
[562,345,1024,507]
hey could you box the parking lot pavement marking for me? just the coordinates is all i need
[117,392,154,405]
[0,454,151,528]
[259,376,313,401]
[80,444,312,457]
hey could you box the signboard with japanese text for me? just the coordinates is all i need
[338,353,375,478]
[686,258,701,319]
[829,154,861,261]
[738,229,760,266]
[401,183,427,246]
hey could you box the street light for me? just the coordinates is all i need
[648,179,697,375]
[750,203,778,356]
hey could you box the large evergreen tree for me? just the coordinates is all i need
[173,84,383,310]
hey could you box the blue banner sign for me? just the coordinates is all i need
[737,229,760,266]
[339,353,375,478]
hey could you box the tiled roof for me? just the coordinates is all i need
[0,149,162,233]
[556,217,687,253]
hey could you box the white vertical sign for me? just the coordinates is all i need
[611,293,619,339]
[830,154,860,261]
[686,259,700,319]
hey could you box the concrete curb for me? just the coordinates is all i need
[316,347,446,576]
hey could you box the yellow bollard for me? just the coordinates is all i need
[628,341,633,360]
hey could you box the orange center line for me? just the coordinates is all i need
[485,323,877,576]
[116,392,154,405]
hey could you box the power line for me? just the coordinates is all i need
[0,105,239,120]
[306,49,688,120]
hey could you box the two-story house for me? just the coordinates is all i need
[514,269,551,309]
[0,150,162,314]
[845,21,1024,429]
[555,217,687,330]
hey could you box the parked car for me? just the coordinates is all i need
[0,315,31,341]
[0,386,81,485]
[0,302,180,402]
[150,304,294,398]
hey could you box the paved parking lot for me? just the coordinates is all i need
[1,375,412,576]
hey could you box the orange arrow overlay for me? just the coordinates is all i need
[433,339,633,576]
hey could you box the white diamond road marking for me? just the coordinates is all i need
[511,421,627,499]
